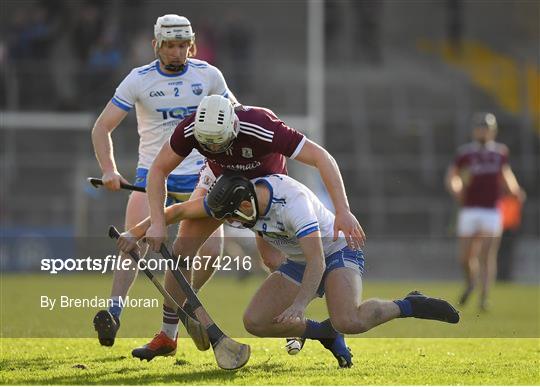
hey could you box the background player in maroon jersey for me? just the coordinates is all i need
[445,112,524,311]
[131,95,365,360]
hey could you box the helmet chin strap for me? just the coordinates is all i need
[164,62,185,72]
[234,195,259,228]
[156,50,186,73]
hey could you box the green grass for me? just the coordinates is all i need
[1,274,539,384]
[1,338,538,385]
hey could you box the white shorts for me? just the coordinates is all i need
[196,163,217,192]
[457,207,502,237]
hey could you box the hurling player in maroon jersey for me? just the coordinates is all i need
[445,113,524,311]
[146,95,365,252]
[130,95,365,360]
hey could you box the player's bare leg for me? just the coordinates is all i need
[242,273,352,367]
[165,217,223,306]
[324,268,400,334]
[325,267,459,333]
[132,216,222,361]
[457,236,479,305]
[94,191,149,346]
[477,235,501,311]
[243,273,305,337]
[161,185,223,321]
[191,226,224,292]
[186,187,224,294]
[254,235,305,353]
[111,192,150,298]
[164,216,222,312]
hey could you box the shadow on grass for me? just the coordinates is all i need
[2,354,129,371]
[16,368,241,386]
[11,358,327,385]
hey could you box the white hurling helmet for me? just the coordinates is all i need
[194,95,239,153]
[154,14,195,47]
[154,14,195,72]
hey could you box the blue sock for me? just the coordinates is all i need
[108,296,122,319]
[393,299,412,317]
[302,319,337,340]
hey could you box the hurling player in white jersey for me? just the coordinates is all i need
[91,14,237,347]
[117,174,460,368]
[138,95,365,360]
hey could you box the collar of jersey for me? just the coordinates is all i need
[473,140,496,150]
[155,60,189,77]
[254,178,273,216]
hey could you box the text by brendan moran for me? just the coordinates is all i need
[40,296,159,310]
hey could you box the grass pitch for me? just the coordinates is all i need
[1,274,539,384]
[1,338,538,385]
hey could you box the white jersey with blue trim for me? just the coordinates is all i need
[111,58,230,175]
[252,174,347,263]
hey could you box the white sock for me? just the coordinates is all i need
[162,305,179,339]
[161,322,178,340]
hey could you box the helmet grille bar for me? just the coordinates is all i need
[162,24,190,27]
[217,111,225,124]
[193,95,237,152]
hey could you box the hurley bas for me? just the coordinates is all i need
[40,296,159,311]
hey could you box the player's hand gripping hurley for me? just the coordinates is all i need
[109,227,209,352]
[88,177,147,193]
[108,226,251,370]
[88,177,192,203]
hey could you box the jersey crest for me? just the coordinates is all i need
[191,83,203,95]
[241,147,254,158]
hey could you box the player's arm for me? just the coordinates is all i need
[227,90,239,105]
[501,164,525,201]
[274,230,325,323]
[117,198,207,252]
[445,164,463,202]
[145,142,185,251]
[91,102,130,190]
[210,65,238,105]
[294,140,365,247]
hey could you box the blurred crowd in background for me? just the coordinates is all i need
[4,0,525,112]
[1,0,256,110]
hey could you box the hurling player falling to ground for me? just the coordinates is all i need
[117,173,460,368]
[133,95,366,363]
[91,14,237,347]
[445,113,525,311]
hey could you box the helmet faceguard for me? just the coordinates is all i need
[194,95,239,153]
[205,174,259,228]
[154,14,195,72]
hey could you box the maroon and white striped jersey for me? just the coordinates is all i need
[169,105,306,179]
